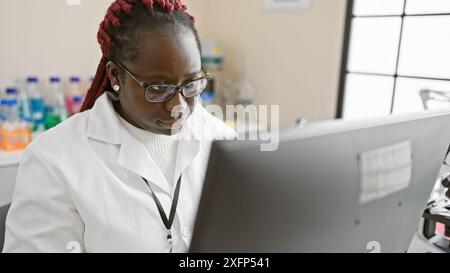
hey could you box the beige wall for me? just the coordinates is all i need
[0,0,112,88]
[185,0,348,126]
[0,0,348,126]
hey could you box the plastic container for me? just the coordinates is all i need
[26,76,45,133]
[71,95,84,115]
[0,99,6,121]
[44,77,61,116]
[5,87,18,99]
[18,82,32,123]
[0,98,32,151]
[65,76,84,115]
[2,88,18,124]
[200,92,216,107]
[235,78,255,106]
[44,77,68,129]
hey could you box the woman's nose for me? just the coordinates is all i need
[164,91,189,118]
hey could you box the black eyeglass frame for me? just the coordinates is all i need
[115,60,211,103]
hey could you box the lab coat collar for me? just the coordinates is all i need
[87,93,200,194]
[86,93,122,145]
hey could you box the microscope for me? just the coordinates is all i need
[419,88,450,252]
[422,171,450,252]
[419,88,450,110]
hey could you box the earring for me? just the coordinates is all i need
[113,85,120,93]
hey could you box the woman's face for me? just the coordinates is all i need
[107,28,202,135]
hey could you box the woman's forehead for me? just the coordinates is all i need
[129,30,201,79]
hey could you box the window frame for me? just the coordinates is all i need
[336,0,450,118]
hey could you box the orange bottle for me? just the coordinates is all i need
[0,98,32,151]
[0,122,32,151]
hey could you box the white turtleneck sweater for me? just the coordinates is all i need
[118,115,179,187]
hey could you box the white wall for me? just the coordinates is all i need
[0,0,112,88]
[0,0,348,126]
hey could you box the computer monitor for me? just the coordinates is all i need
[190,109,450,253]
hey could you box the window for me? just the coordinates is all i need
[338,0,450,119]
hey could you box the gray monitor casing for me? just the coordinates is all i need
[190,109,450,252]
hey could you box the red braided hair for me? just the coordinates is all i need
[80,0,194,112]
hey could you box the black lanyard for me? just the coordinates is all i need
[142,175,182,252]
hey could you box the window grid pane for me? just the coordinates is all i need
[406,0,450,15]
[347,17,402,75]
[397,16,450,79]
[393,77,450,114]
[353,0,405,16]
[341,1,450,119]
[343,74,395,120]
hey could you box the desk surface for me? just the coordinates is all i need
[0,151,22,168]
[0,151,21,206]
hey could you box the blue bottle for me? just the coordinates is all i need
[5,87,18,99]
[27,76,45,133]
[2,87,18,122]
[0,99,6,124]
[18,81,32,124]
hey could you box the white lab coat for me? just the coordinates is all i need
[3,93,235,253]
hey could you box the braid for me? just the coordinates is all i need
[81,0,197,112]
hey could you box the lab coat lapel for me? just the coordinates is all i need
[87,93,171,194]
[173,121,200,185]
[117,125,171,195]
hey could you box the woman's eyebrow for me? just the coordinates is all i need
[142,70,201,82]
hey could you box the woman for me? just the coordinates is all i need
[3,0,235,253]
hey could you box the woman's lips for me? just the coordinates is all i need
[158,118,185,129]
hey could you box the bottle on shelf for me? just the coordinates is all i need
[0,88,10,120]
[26,76,45,134]
[44,77,68,129]
[71,95,84,115]
[0,91,6,141]
[65,76,84,116]
[0,114,6,149]
[5,87,19,101]
[1,87,19,130]
[18,80,32,128]
[43,77,56,119]
[0,100,6,123]
[0,97,32,151]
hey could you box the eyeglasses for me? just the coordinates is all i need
[115,60,211,103]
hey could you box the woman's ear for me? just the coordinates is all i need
[106,61,121,88]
